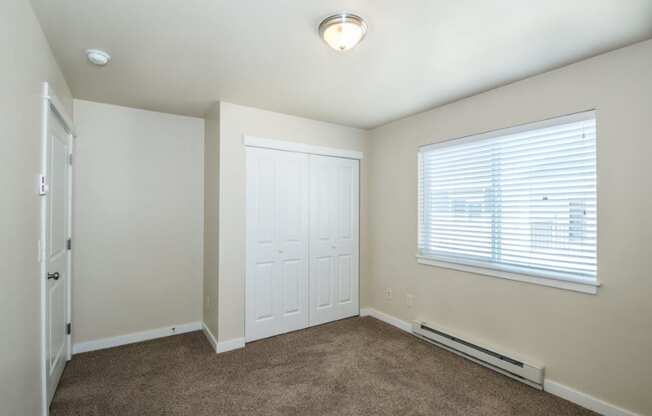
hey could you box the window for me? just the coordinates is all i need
[417,111,598,293]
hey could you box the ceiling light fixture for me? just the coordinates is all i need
[319,13,367,52]
[85,49,111,66]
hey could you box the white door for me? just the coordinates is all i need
[43,108,72,404]
[309,155,359,326]
[246,148,309,342]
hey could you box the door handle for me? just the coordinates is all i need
[47,272,60,280]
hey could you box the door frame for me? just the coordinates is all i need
[243,136,363,343]
[40,82,76,416]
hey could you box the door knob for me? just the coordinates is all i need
[278,249,284,254]
[47,272,60,280]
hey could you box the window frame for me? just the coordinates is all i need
[417,111,599,295]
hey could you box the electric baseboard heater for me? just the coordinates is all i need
[412,321,544,389]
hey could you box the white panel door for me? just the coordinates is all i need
[44,109,71,404]
[309,155,359,326]
[246,147,309,342]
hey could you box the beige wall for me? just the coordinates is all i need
[216,102,370,342]
[203,103,220,338]
[0,1,73,414]
[367,39,652,415]
[72,100,204,344]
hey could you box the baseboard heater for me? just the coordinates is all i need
[412,321,544,389]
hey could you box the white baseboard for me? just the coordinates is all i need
[217,337,245,353]
[544,380,640,416]
[360,307,639,416]
[201,322,218,353]
[360,307,412,333]
[72,322,202,354]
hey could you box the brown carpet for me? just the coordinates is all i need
[51,317,596,416]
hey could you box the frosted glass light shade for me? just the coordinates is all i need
[319,13,367,51]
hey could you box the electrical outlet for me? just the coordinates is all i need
[406,294,415,308]
[385,288,393,300]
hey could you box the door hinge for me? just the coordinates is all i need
[67,238,72,250]
[38,175,48,195]
[66,323,71,335]
[68,153,73,165]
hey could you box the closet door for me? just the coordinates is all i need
[246,148,309,342]
[309,155,359,326]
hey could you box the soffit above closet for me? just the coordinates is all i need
[30,0,652,129]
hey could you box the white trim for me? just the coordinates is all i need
[419,110,595,152]
[217,337,245,353]
[72,322,202,354]
[201,322,218,353]
[42,82,76,137]
[544,380,641,416]
[362,307,640,416]
[66,135,74,363]
[243,135,364,160]
[40,83,49,416]
[417,257,599,295]
[359,307,411,333]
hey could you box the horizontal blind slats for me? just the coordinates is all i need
[424,147,595,175]
[425,245,597,266]
[422,122,594,158]
[422,155,596,179]
[418,251,596,277]
[423,133,595,166]
[421,164,596,184]
[420,228,596,244]
[418,112,597,282]
[423,239,597,259]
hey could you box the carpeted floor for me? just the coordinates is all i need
[51,317,596,416]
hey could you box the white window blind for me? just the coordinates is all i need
[418,111,597,287]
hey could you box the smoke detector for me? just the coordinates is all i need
[85,49,111,66]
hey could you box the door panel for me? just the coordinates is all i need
[275,151,309,332]
[256,157,275,244]
[45,109,71,404]
[48,283,66,370]
[315,167,332,240]
[278,158,302,241]
[315,256,333,308]
[246,148,309,342]
[254,262,274,321]
[282,260,301,315]
[337,254,353,303]
[309,155,359,326]
[334,160,358,313]
[338,165,353,239]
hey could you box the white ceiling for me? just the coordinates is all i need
[31,0,652,129]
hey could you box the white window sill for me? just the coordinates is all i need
[416,256,599,295]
